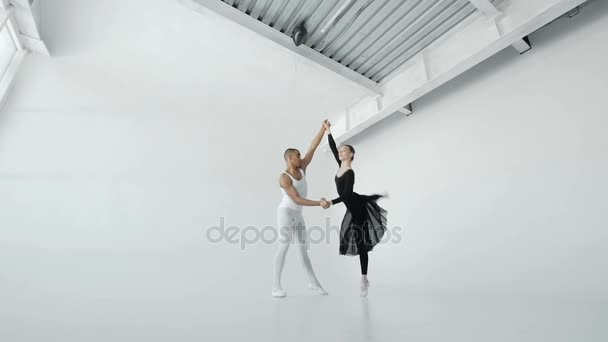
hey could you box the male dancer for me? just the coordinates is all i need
[272,121,330,298]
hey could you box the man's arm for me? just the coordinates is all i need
[301,121,327,171]
[279,174,321,207]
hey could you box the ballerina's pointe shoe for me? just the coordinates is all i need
[360,280,369,298]
[308,283,328,295]
[272,289,287,298]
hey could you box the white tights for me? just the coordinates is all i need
[273,208,322,291]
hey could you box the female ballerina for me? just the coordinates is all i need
[322,120,388,297]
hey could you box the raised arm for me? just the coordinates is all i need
[324,120,341,166]
[328,134,341,166]
[301,124,326,171]
[330,170,354,205]
[279,174,321,207]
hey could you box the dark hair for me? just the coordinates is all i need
[341,144,355,161]
[284,148,299,160]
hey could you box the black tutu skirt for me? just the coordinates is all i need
[339,194,388,256]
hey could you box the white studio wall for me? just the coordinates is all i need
[1,0,607,341]
[340,0,608,301]
[0,0,366,334]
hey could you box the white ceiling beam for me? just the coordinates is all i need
[9,0,39,37]
[325,0,587,144]
[180,0,382,95]
[0,7,11,28]
[468,0,534,54]
[467,0,501,17]
[0,49,26,108]
[19,33,49,55]
[6,16,23,50]
[8,0,31,10]
[2,0,49,55]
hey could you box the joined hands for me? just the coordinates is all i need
[320,198,331,209]
[323,119,331,133]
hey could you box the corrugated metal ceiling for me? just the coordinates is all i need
[221,0,500,82]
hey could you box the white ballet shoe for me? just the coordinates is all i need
[360,280,369,298]
[308,283,328,295]
[272,289,287,298]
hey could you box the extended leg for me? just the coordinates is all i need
[295,218,327,295]
[273,211,294,297]
[359,251,368,275]
[360,251,370,297]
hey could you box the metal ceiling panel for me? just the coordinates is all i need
[220,0,498,82]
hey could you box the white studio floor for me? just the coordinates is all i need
[2,284,607,341]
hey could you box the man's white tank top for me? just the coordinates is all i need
[279,168,307,211]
